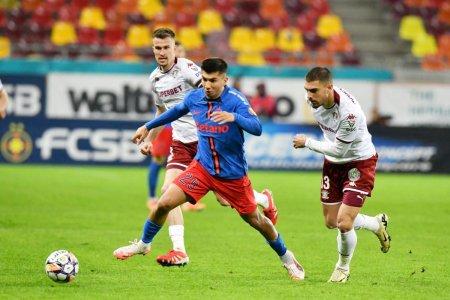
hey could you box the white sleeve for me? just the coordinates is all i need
[0,79,3,90]
[180,59,202,87]
[305,138,352,158]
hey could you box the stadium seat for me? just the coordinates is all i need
[254,28,276,51]
[127,12,150,25]
[316,14,344,39]
[71,0,90,11]
[0,9,6,27]
[197,9,224,35]
[411,32,438,57]
[51,21,77,46]
[277,27,304,53]
[246,12,268,28]
[285,0,305,15]
[421,54,447,70]
[77,26,100,45]
[315,47,336,66]
[96,0,115,12]
[178,26,204,50]
[23,22,49,44]
[229,27,254,52]
[42,0,65,14]
[31,5,54,29]
[4,20,23,42]
[303,32,325,50]
[138,0,164,19]
[239,0,260,14]
[222,10,242,28]
[215,0,235,14]
[126,24,152,48]
[326,32,353,53]
[58,5,79,23]
[309,0,332,16]
[260,0,287,20]
[116,0,139,16]
[151,12,176,32]
[79,7,107,30]
[7,7,28,27]
[399,15,426,41]
[191,0,209,14]
[237,50,266,66]
[21,0,41,12]
[165,0,185,15]
[0,36,11,58]
[174,11,196,28]
[296,13,318,34]
[437,34,450,60]
[103,24,125,46]
[437,1,450,25]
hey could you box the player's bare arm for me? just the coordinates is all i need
[210,111,235,124]
[293,134,308,149]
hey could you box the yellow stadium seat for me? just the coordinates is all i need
[237,50,266,66]
[126,25,152,48]
[254,28,276,51]
[178,26,204,50]
[138,0,164,19]
[412,32,438,57]
[0,36,11,58]
[277,28,304,52]
[399,15,426,41]
[51,21,77,46]
[79,6,106,30]
[316,14,344,39]
[229,27,254,52]
[197,9,224,35]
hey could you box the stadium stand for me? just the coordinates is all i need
[0,0,448,69]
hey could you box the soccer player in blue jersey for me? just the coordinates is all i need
[114,58,305,280]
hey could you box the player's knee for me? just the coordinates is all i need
[325,217,337,229]
[337,219,353,232]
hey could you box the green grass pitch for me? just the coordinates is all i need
[0,165,449,299]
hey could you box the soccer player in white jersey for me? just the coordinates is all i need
[292,67,391,283]
[0,79,9,119]
[114,28,278,267]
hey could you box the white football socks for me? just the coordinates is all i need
[254,190,269,209]
[336,229,357,271]
[353,213,380,232]
[168,225,186,253]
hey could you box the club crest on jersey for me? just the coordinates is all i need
[348,168,360,186]
[321,190,329,199]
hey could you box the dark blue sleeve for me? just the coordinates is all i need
[233,98,262,136]
[145,101,189,130]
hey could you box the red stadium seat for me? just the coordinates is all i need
[77,26,100,45]
[421,54,447,70]
[21,0,41,12]
[103,24,125,46]
[215,0,235,14]
[32,5,54,29]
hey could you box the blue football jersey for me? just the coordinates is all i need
[145,86,262,179]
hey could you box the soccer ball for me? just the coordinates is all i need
[45,250,79,283]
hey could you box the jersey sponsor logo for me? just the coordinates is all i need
[0,122,33,163]
[159,85,183,97]
[343,114,357,132]
[196,122,230,133]
[193,110,202,115]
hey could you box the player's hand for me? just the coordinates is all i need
[139,140,153,156]
[210,111,235,124]
[293,134,307,149]
[132,125,149,144]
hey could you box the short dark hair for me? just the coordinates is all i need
[152,28,175,39]
[305,67,332,83]
[201,58,228,74]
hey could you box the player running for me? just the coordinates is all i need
[116,28,278,267]
[114,58,304,280]
[293,67,391,283]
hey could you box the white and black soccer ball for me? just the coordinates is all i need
[45,250,79,283]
